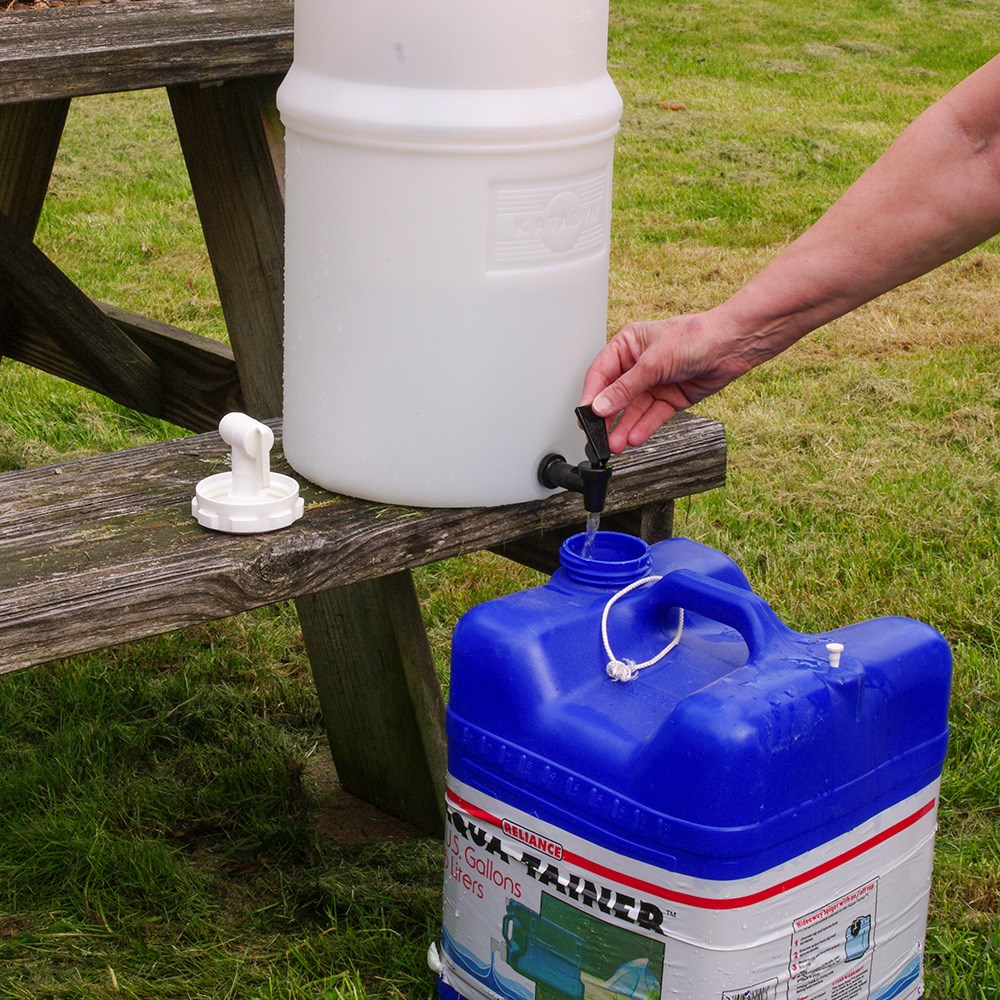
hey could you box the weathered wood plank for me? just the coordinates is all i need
[0,413,726,674]
[0,210,164,412]
[0,0,293,104]
[101,304,243,430]
[4,301,243,432]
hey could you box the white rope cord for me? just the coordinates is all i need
[602,575,685,682]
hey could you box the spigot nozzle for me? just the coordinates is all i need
[537,406,614,512]
[538,454,612,514]
[579,462,612,514]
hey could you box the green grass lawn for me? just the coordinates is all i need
[1,0,998,996]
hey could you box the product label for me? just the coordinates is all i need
[488,168,610,269]
[439,778,937,1000]
[790,881,878,999]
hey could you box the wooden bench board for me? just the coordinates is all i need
[0,413,726,673]
[0,0,294,103]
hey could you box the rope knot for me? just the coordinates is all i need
[601,574,684,683]
[606,658,638,682]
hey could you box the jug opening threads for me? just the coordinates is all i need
[559,530,651,585]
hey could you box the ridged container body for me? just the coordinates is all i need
[439,534,952,1000]
[277,1,622,506]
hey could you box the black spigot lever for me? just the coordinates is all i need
[537,405,613,514]
[575,404,611,468]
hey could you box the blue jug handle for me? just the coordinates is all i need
[643,568,793,662]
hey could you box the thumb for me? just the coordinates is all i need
[591,360,655,417]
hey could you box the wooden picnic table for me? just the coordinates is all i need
[0,0,727,835]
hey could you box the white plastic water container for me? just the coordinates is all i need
[277,1,623,507]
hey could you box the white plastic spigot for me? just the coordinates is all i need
[192,413,304,534]
[826,642,845,669]
[218,412,278,500]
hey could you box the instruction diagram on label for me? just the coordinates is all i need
[789,880,878,1000]
[722,978,779,1000]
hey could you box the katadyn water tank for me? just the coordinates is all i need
[278,1,623,506]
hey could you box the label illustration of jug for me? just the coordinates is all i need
[846,915,873,962]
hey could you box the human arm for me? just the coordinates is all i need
[584,53,1000,453]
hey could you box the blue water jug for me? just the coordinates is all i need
[437,533,951,1000]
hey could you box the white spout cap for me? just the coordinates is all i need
[826,641,845,669]
[192,413,304,533]
[426,942,442,975]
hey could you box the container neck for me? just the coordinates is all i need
[558,531,652,586]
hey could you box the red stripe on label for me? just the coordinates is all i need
[445,787,936,911]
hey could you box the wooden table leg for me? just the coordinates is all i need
[296,574,448,833]
[0,98,163,412]
[168,76,447,834]
[167,78,285,415]
[628,499,676,543]
[0,212,163,411]
[0,98,69,234]
[0,98,70,357]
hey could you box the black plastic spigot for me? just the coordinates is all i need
[537,405,613,514]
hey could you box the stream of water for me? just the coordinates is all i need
[581,510,601,558]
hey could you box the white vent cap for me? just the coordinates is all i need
[192,413,304,534]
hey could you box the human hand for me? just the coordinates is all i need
[581,312,747,453]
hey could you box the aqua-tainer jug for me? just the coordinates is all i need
[437,533,951,1000]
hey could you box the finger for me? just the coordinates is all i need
[608,383,692,452]
[579,363,615,408]
[605,394,655,453]
[626,397,683,447]
[591,353,659,418]
[579,333,640,405]
[607,415,636,455]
